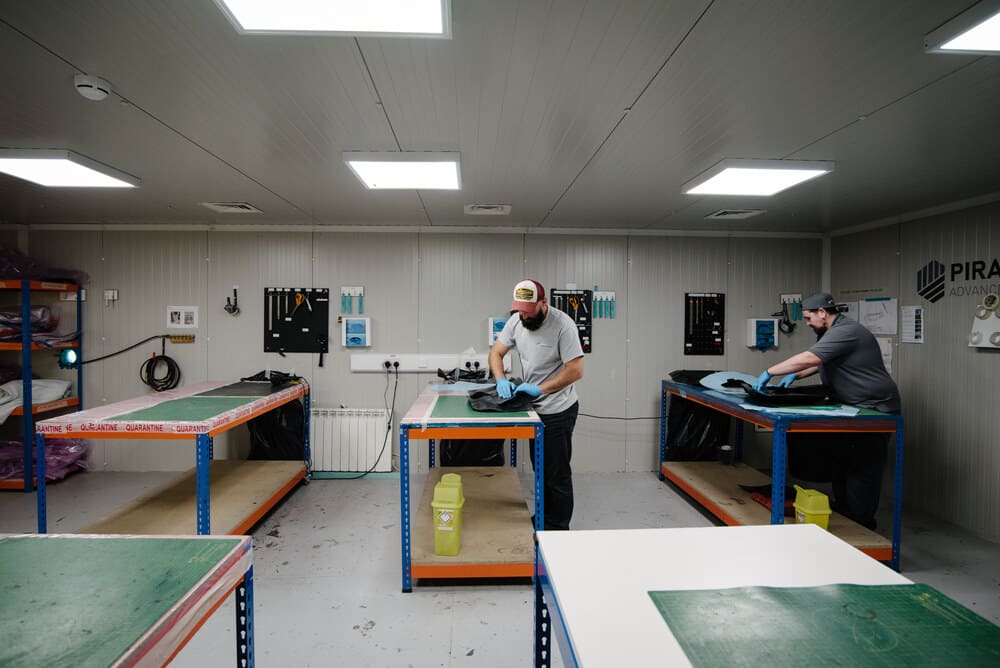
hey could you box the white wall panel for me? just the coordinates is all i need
[524,236,629,472]
[15,217,1000,543]
[832,203,1000,541]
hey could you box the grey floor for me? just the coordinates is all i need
[2,470,999,667]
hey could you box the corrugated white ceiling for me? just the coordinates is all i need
[0,0,997,233]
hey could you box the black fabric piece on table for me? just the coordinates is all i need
[195,381,288,397]
[467,386,535,413]
[436,367,491,383]
[668,369,717,386]
[726,380,838,407]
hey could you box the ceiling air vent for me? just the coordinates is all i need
[200,201,263,214]
[704,208,766,220]
[464,204,512,216]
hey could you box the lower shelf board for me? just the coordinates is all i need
[661,460,892,561]
[76,460,306,535]
[411,466,534,579]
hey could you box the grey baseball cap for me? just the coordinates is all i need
[801,292,839,311]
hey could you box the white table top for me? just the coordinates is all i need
[537,524,911,667]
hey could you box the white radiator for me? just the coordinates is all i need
[310,408,392,472]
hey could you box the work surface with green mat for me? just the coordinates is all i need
[107,396,257,422]
[648,583,1000,666]
[0,534,245,667]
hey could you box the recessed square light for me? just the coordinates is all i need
[214,0,451,38]
[925,3,1000,54]
[344,152,461,190]
[0,149,140,188]
[683,159,833,197]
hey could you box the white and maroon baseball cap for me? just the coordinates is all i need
[511,279,545,313]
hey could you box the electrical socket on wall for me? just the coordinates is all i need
[351,353,504,373]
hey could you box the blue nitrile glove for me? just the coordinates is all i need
[513,382,542,398]
[496,377,515,399]
[778,374,797,388]
[752,370,772,392]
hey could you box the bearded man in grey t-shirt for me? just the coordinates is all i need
[753,292,901,529]
[489,279,584,530]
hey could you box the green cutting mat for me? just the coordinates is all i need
[431,394,530,419]
[648,584,1000,667]
[108,396,257,422]
[0,536,243,667]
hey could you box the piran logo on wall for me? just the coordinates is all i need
[917,258,1000,303]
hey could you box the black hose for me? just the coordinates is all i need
[139,354,181,391]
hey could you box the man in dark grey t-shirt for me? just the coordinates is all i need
[753,291,901,529]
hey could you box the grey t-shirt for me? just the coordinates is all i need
[498,307,584,414]
[809,314,901,414]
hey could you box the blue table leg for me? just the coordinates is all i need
[658,381,667,479]
[236,565,254,667]
[510,438,517,467]
[303,392,312,477]
[892,421,905,571]
[735,421,745,461]
[35,432,47,533]
[400,426,412,592]
[534,559,551,667]
[428,438,435,468]
[534,424,544,533]
[196,433,211,535]
[771,421,788,525]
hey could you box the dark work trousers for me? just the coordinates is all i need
[789,431,889,530]
[831,432,889,531]
[529,401,579,531]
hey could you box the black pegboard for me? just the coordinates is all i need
[264,287,329,354]
[551,289,592,353]
[684,292,724,355]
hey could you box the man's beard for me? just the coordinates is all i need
[811,323,828,338]
[521,310,545,330]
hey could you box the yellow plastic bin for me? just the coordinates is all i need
[432,474,465,556]
[793,484,831,530]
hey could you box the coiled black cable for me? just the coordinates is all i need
[138,338,181,391]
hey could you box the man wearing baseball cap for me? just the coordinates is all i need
[752,291,901,529]
[488,279,584,530]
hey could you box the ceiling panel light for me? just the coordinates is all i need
[683,159,834,197]
[344,152,461,190]
[214,0,451,38]
[925,1,1000,54]
[0,149,140,188]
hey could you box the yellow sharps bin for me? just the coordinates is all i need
[793,484,831,530]
[432,473,465,556]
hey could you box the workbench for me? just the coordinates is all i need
[399,384,543,591]
[0,533,255,667]
[659,379,904,569]
[33,380,310,535]
[534,524,1000,667]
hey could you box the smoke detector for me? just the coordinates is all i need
[74,74,112,101]
[464,204,512,216]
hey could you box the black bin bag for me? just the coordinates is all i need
[664,395,731,461]
[247,398,305,460]
[440,439,505,467]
